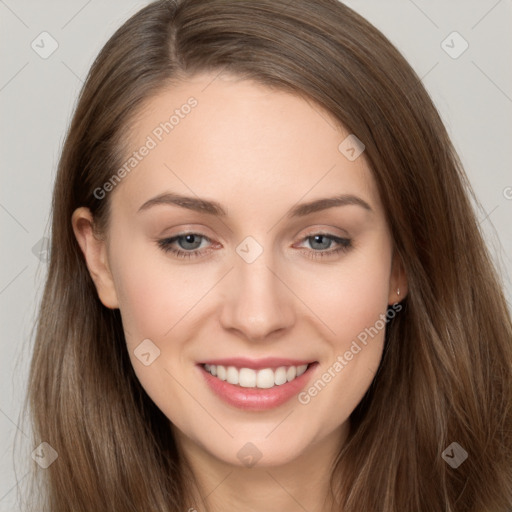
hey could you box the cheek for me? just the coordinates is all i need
[110,244,203,412]
[296,243,392,346]
[112,228,392,350]
[111,241,209,344]
[294,243,393,426]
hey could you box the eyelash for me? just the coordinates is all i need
[157,232,352,260]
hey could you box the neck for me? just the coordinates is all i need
[174,423,349,512]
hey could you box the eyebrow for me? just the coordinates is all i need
[137,192,373,217]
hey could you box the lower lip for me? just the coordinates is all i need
[198,363,318,411]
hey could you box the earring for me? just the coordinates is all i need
[397,288,400,297]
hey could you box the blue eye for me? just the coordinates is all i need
[298,234,352,260]
[157,233,210,259]
[157,232,352,260]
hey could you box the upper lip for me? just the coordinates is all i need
[197,357,315,370]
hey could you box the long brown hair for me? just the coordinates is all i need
[22,0,512,510]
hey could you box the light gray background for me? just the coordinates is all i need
[1,1,511,510]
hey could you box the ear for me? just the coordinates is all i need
[388,252,408,305]
[71,207,119,309]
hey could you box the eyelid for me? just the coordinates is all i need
[158,225,350,246]
[157,228,353,261]
[156,224,215,238]
[296,224,351,239]
[293,232,352,252]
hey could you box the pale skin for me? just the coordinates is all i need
[72,72,408,512]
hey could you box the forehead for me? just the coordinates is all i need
[111,72,381,218]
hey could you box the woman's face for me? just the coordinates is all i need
[75,72,403,468]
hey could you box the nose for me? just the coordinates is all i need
[219,248,296,342]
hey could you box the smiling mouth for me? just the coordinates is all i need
[202,362,313,389]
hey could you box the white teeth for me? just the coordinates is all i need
[286,366,297,381]
[274,366,287,385]
[203,363,310,389]
[226,366,239,385]
[296,364,307,377]
[216,365,226,381]
[256,368,275,389]
[239,368,256,388]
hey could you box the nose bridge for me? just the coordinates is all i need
[219,236,295,340]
